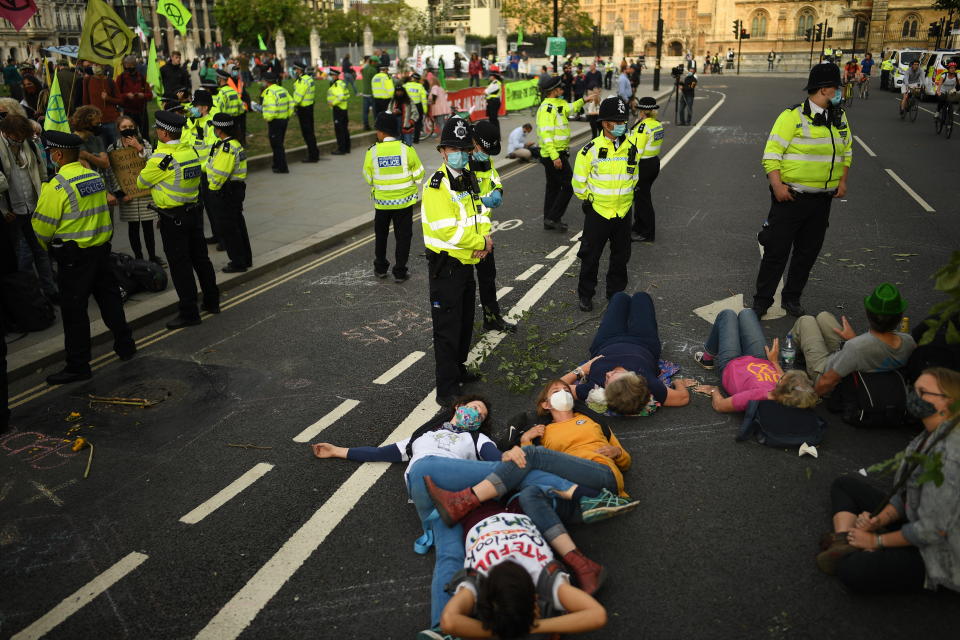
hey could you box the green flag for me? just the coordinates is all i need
[43,72,70,133]
[257,33,268,51]
[517,25,523,48]
[78,0,135,66]
[137,6,152,39]
[437,61,446,89]
[157,0,192,37]
[146,38,164,106]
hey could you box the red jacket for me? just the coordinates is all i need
[115,70,153,113]
[82,75,122,123]
[469,59,483,75]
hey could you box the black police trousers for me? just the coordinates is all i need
[333,108,350,153]
[55,242,134,373]
[427,252,475,398]
[475,248,500,317]
[540,151,573,223]
[296,105,319,161]
[208,181,252,269]
[267,118,288,171]
[753,190,832,310]
[632,157,660,239]
[577,203,632,301]
[373,205,413,277]
[158,207,220,320]
[486,98,500,130]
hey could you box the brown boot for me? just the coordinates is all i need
[562,549,606,595]
[816,538,858,576]
[424,475,480,526]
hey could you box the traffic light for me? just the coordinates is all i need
[929,22,942,38]
[804,28,812,42]
[732,19,740,38]
[826,27,833,38]
[815,23,823,41]
[741,28,750,40]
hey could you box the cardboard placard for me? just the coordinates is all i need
[108,146,150,199]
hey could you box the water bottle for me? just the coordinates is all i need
[782,332,796,370]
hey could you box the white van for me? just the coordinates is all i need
[920,50,960,96]
[889,48,926,90]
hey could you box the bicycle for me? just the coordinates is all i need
[934,93,957,139]
[900,87,920,122]
[842,80,855,107]
[858,75,870,99]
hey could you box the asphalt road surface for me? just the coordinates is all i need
[3,76,959,640]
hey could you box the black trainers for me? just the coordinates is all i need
[751,305,769,319]
[394,272,410,283]
[783,300,806,317]
[579,296,594,312]
[374,270,389,279]
[694,351,715,370]
[166,316,202,330]
[482,315,517,333]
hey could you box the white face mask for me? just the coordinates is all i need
[549,389,574,411]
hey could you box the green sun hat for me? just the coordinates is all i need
[864,283,907,315]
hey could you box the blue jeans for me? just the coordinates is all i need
[703,308,766,375]
[406,456,574,627]
[488,446,618,499]
[590,291,661,359]
[679,93,693,125]
[401,132,413,145]
[361,95,374,128]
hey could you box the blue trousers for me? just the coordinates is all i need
[590,291,662,359]
[703,308,766,375]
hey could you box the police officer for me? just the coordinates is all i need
[752,63,852,319]
[214,68,244,120]
[291,62,319,162]
[469,120,515,333]
[484,66,503,130]
[371,61,394,117]
[573,96,639,312]
[403,71,427,143]
[326,68,350,155]
[205,113,251,273]
[137,110,220,329]
[880,55,894,90]
[629,96,664,242]
[260,72,294,173]
[536,74,592,232]
[422,116,492,406]
[184,89,219,246]
[363,112,424,281]
[32,131,135,384]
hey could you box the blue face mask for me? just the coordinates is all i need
[451,405,483,432]
[829,90,842,106]
[446,150,469,170]
[189,107,201,118]
[472,151,489,162]
[611,123,627,137]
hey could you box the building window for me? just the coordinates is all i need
[751,11,768,38]
[796,10,815,37]
[855,16,868,39]
[902,16,919,38]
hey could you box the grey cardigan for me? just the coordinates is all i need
[890,421,960,592]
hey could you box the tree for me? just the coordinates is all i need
[502,0,595,40]
[213,0,319,47]
[319,1,428,44]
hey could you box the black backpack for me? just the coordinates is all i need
[109,252,140,302]
[0,271,56,332]
[826,370,912,428]
[737,400,827,447]
[127,258,168,293]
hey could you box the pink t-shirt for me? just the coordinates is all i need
[722,356,781,412]
[430,84,451,116]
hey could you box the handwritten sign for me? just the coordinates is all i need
[108,146,149,199]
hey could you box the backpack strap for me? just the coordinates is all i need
[535,560,567,618]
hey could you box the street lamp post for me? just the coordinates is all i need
[653,0,663,91]
[553,0,558,72]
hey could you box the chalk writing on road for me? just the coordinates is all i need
[0,430,80,471]
[490,219,522,233]
[342,308,432,346]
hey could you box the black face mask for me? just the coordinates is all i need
[83,66,94,75]
[119,129,138,138]
[906,390,939,420]
[124,67,136,74]
[90,124,104,135]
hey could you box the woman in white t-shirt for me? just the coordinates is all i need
[439,502,607,639]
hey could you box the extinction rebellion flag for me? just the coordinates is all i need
[157,0,192,37]
[78,0,135,66]
[0,0,39,32]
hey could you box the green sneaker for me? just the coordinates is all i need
[579,488,639,524]
[417,626,460,640]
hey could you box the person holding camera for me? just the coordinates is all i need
[678,70,697,126]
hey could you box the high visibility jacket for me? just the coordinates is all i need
[421,165,487,264]
[215,84,244,116]
[31,162,112,250]
[572,134,639,219]
[327,79,349,110]
[372,72,394,99]
[486,79,501,100]
[261,84,294,121]
[881,59,894,72]
[293,74,316,107]
[468,157,501,235]
[762,101,853,191]
[182,112,216,163]
[537,97,584,161]
[404,81,427,110]
[362,138,424,209]
[630,116,664,159]
[205,137,247,191]
[136,140,203,209]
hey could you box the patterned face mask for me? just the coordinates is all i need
[906,390,938,419]
[450,405,483,432]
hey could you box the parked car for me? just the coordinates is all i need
[888,48,926,90]
[920,49,960,96]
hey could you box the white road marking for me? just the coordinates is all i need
[496,286,513,299]
[659,90,727,168]
[372,351,426,385]
[545,245,567,259]
[853,135,877,157]
[292,399,361,443]
[884,168,935,212]
[570,231,583,242]
[12,552,148,640]
[193,243,583,640]
[515,264,544,281]
[692,294,746,324]
[179,463,275,525]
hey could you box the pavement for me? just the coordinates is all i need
[3,75,960,640]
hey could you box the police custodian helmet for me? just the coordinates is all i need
[804,63,842,91]
[438,116,474,150]
[598,96,629,122]
[538,74,562,94]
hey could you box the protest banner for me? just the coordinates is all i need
[108,147,150,199]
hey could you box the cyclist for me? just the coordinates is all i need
[843,59,860,99]
[900,60,924,115]
[935,61,959,121]
[859,53,874,93]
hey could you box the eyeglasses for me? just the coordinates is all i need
[916,388,949,399]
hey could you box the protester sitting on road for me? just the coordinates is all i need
[561,291,697,413]
[387,85,419,145]
[792,283,916,396]
[505,123,539,161]
[816,367,960,594]
[693,308,818,413]
[436,502,608,640]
